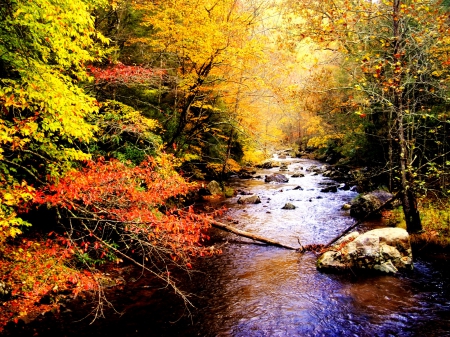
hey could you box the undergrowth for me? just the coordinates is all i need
[386,198,450,253]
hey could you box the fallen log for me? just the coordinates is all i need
[209,219,298,250]
[323,192,400,249]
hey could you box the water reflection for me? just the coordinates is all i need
[191,157,450,337]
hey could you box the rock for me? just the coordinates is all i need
[264,173,289,183]
[197,187,211,196]
[237,189,253,195]
[342,203,352,210]
[224,187,235,198]
[279,164,288,171]
[317,228,413,274]
[350,190,393,219]
[255,160,274,169]
[238,168,256,179]
[291,173,305,178]
[320,185,338,193]
[350,185,361,192]
[292,186,303,190]
[278,154,287,159]
[282,203,296,210]
[237,195,261,204]
[207,180,222,195]
[238,172,254,179]
[339,183,350,190]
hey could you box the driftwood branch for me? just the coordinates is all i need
[209,219,298,250]
[323,193,400,249]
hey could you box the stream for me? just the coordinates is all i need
[4,156,450,336]
[188,156,450,336]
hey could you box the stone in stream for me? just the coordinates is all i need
[237,195,261,204]
[349,190,394,219]
[279,164,288,171]
[256,160,280,169]
[207,180,222,195]
[282,203,296,210]
[264,173,289,183]
[320,185,338,193]
[317,228,413,274]
[291,173,305,178]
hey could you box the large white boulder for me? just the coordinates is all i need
[317,228,413,274]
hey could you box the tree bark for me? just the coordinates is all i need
[393,0,422,233]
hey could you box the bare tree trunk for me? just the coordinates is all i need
[210,219,298,250]
[393,0,422,233]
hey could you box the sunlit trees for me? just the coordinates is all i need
[0,0,108,241]
[286,0,450,233]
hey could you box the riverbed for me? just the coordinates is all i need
[4,157,450,336]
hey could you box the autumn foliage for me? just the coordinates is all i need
[0,235,100,330]
[35,155,218,269]
[87,63,167,85]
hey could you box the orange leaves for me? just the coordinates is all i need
[35,154,218,269]
[0,235,101,331]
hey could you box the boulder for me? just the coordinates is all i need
[238,168,256,179]
[350,190,393,219]
[291,173,305,178]
[320,185,338,193]
[264,173,289,183]
[271,161,281,168]
[256,160,273,169]
[282,203,296,210]
[317,228,413,274]
[207,180,222,195]
[339,183,350,191]
[306,165,329,174]
[237,195,261,204]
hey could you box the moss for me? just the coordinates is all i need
[223,187,235,198]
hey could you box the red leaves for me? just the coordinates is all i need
[87,63,167,85]
[35,155,218,268]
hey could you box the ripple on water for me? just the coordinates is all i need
[191,158,450,337]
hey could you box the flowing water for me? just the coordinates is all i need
[186,156,450,337]
[5,157,450,336]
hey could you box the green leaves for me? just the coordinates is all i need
[0,0,109,239]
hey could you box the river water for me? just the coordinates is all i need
[4,157,450,336]
[187,156,450,337]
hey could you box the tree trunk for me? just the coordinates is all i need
[393,0,422,233]
[209,219,298,250]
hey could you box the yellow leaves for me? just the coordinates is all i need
[0,181,34,243]
[432,71,441,77]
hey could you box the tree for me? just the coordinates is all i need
[35,155,219,302]
[127,0,275,152]
[287,0,450,233]
[0,0,108,241]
